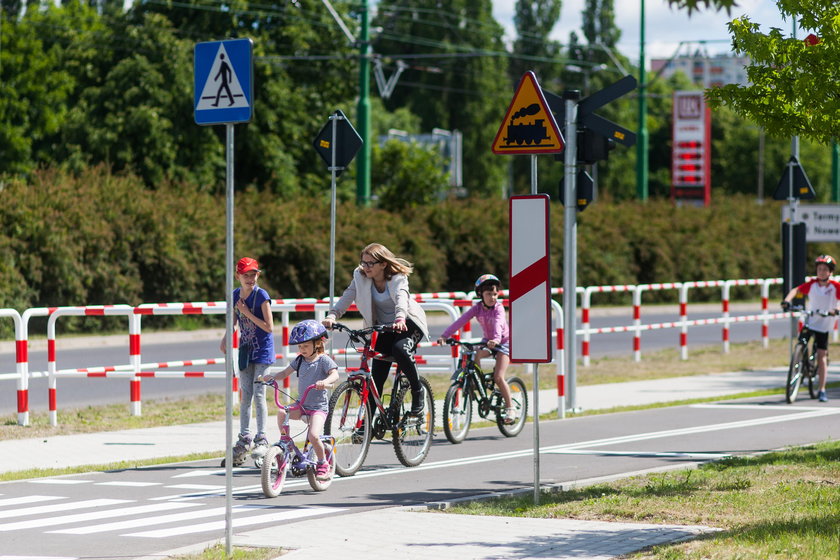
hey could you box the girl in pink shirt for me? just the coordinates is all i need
[439,274,515,423]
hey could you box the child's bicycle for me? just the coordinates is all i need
[785,306,832,404]
[255,380,336,498]
[439,338,528,443]
[325,322,435,476]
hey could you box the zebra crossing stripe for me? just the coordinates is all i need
[0,554,79,560]
[95,481,163,487]
[0,502,196,531]
[0,499,131,520]
[49,505,262,535]
[123,506,346,538]
[0,496,63,508]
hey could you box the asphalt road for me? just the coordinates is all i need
[0,309,798,416]
[0,394,837,559]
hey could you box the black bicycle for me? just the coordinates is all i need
[440,338,528,444]
[325,323,435,476]
[785,306,830,403]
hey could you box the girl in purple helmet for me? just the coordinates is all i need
[263,319,339,480]
[438,274,515,423]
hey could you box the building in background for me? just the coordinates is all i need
[651,52,750,88]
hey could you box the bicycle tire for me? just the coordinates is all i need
[496,376,528,437]
[786,343,806,403]
[443,377,472,444]
[307,441,335,492]
[260,445,287,498]
[807,346,819,399]
[392,376,435,467]
[325,380,371,477]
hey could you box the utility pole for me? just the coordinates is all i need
[636,0,649,200]
[356,0,372,206]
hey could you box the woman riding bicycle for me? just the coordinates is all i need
[438,274,515,423]
[781,254,840,402]
[322,243,429,417]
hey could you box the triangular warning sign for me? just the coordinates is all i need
[492,71,564,155]
[196,43,250,111]
[773,156,816,200]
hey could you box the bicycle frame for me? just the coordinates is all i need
[451,341,499,416]
[265,381,334,475]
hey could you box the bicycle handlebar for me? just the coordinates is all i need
[440,337,490,351]
[788,305,836,317]
[327,322,397,343]
[254,380,325,410]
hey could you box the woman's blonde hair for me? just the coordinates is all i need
[361,243,413,280]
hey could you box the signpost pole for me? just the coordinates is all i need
[223,123,234,557]
[529,155,540,506]
[329,114,339,334]
[563,91,580,411]
[788,136,799,351]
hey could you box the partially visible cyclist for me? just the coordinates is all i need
[437,274,515,423]
[781,254,840,402]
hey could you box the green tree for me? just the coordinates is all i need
[706,1,840,145]
[371,139,449,212]
[372,0,510,198]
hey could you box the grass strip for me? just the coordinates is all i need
[445,440,840,560]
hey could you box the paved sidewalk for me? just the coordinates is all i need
[2,367,816,560]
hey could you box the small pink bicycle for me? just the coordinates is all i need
[257,380,336,498]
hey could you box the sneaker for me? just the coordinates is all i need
[502,407,516,425]
[315,461,331,480]
[407,390,425,418]
[818,390,828,402]
[251,434,269,459]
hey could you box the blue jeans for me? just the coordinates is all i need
[238,362,269,437]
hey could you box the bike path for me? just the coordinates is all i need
[0,367,819,476]
[2,368,835,560]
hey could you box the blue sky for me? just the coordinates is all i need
[490,1,804,62]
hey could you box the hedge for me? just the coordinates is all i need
[1,167,833,335]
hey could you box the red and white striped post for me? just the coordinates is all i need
[129,314,142,416]
[679,283,690,360]
[722,280,732,353]
[632,286,645,362]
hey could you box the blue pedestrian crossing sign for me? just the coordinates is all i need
[194,38,253,125]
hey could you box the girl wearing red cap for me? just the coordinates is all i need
[220,257,275,465]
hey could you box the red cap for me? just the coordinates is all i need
[236,257,260,275]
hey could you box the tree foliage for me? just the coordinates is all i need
[706,1,840,145]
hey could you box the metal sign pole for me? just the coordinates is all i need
[788,136,799,350]
[530,154,541,506]
[563,91,580,411]
[329,114,339,346]
[224,123,235,557]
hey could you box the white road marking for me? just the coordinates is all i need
[543,449,731,459]
[0,502,197,531]
[172,467,252,478]
[0,555,79,560]
[690,403,829,411]
[0,499,131,520]
[95,481,162,487]
[27,480,91,485]
[51,504,308,535]
[123,506,346,538]
[164,484,226,490]
[0,496,63,508]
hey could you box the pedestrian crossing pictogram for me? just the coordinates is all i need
[194,38,254,125]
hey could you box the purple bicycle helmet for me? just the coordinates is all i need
[289,319,328,345]
[475,274,501,293]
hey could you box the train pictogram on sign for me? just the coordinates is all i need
[492,72,564,155]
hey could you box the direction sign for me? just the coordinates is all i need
[313,110,363,176]
[781,204,840,242]
[492,72,564,155]
[773,156,816,200]
[194,38,254,125]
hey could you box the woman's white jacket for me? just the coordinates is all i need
[327,269,429,340]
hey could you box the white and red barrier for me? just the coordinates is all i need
[1,277,801,426]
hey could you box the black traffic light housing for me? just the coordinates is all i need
[577,127,615,164]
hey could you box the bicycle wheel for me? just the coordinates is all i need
[443,378,472,444]
[497,376,528,437]
[786,343,806,403]
[325,380,371,477]
[260,445,287,498]
[806,346,819,399]
[307,441,335,492]
[392,376,435,467]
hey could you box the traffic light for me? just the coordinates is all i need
[577,127,615,164]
